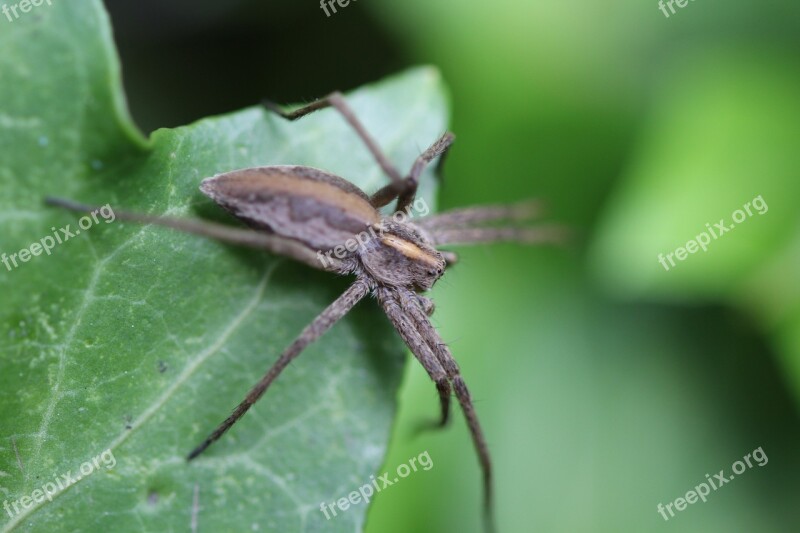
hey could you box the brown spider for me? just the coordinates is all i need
[47,91,564,531]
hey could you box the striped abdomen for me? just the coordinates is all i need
[200,166,380,252]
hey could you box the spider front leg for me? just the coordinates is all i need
[416,199,544,230]
[370,131,455,211]
[377,287,452,428]
[396,287,495,532]
[380,287,495,532]
[438,250,459,267]
[263,92,404,186]
[187,279,370,460]
[263,92,453,211]
[416,199,569,248]
[431,225,569,247]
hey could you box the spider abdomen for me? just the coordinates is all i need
[200,165,380,252]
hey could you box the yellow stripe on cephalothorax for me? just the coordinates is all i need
[380,234,440,267]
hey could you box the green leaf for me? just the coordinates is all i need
[0,2,449,531]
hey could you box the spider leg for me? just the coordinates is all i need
[44,197,345,272]
[263,92,404,186]
[396,287,495,531]
[370,132,455,211]
[430,224,569,247]
[381,287,494,530]
[416,199,544,230]
[187,279,370,460]
[263,93,452,211]
[441,251,459,267]
[377,287,451,428]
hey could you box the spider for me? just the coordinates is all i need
[47,91,564,531]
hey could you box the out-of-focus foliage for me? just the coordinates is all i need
[364,1,800,532]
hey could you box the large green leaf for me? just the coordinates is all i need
[0,2,448,531]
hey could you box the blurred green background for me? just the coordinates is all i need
[102,0,800,531]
